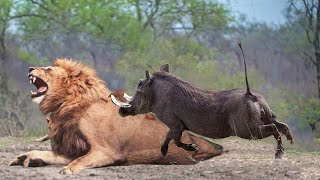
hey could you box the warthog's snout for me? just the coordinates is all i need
[119,107,135,117]
[110,90,138,117]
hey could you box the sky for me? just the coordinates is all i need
[220,0,288,25]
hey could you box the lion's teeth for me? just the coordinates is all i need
[31,90,36,95]
[33,77,36,83]
[29,80,32,84]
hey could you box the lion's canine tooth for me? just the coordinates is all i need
[33,76,36,83]
[29,80,32,84]
[31,90,38,95]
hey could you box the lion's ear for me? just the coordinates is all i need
[63,78,70,85]
[46,118,50,124]
[71,70,82,77]
[85,79,95,85]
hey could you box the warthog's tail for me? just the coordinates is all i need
[238,42,257,100]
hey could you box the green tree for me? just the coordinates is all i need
[117,37,263,93]
[0,0,15,106]
[0,0,43,112]
[287,0,320,99]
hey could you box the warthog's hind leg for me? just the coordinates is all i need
[272,114,293,144]
[255,124,284,159]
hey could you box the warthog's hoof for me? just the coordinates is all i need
[275,148,284,159]
[289,139,294,144]
[185,143,198,151]
[287,135,294,144]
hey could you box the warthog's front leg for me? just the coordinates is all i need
[161,128,198,156]
[8,150,70,167]
[59,147,126,174]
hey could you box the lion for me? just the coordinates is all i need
[9,59,222,174]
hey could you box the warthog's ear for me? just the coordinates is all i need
[160,64,169,73]
[310,123,317,131]
[145,70,151,80]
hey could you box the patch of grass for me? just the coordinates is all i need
[260,135,320,152]
[0,137,13,150]
[25,127,48,137]
[286,149,303,156]
[311,151,320,156]
[284,149,320,157]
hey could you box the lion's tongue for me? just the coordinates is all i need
[38,86,47,93]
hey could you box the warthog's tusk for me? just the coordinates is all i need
[111,95,131,108]
[124,93,133,101]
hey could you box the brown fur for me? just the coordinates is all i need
[40,60,109,116]
[9,59,222,174]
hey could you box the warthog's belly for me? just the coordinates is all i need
[183,115,233,139]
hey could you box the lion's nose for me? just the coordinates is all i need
[29,67,35,73]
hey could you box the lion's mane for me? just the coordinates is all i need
[40,59,110,159]
[40,59,110,117]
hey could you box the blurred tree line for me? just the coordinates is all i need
[0,0,319,145]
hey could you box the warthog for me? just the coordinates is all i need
[112,43,293,159]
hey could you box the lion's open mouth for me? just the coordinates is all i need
[28,75,48,98]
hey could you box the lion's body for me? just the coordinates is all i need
[49,99,220,165]
[9,59,222,174]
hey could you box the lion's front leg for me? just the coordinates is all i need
[59,148,126,174]
[33,135,50,142]
[8,150,70,167]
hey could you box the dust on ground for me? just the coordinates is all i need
[0,137,319,180]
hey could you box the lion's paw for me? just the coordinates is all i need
[59,165,81,175]
[8,154,28,166]
[8,151,46,167]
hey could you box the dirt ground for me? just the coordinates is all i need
[0,137,319,180]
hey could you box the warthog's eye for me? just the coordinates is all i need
[137,80,143,89]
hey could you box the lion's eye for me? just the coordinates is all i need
[47,68,52,71]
